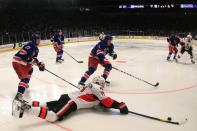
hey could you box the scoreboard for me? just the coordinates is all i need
[119,4,197,9]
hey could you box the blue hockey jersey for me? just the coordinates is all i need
[13,42,39,66]
[52,33,64,46]
[90,41,114,64]
[168,35,180,46]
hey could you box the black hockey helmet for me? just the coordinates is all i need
[57,29,62,33]
[104,35,113,41]
[32,34,41,45]
[32,34,40,41]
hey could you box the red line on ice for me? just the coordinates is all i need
[0,94,7,99]
[24,76,73,130]
[32,75,68,88]
[115,60,127,63]
[33,75,52,85]
[52,122,73,131]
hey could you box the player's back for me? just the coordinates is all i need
[91,41,106,55]
[14,42,38,60]
[91,41,114,56]
[53,34,64,43]
[53,34,59,42]
[68,83,104,109]
[169,35,177,46]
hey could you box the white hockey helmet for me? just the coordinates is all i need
[92,76,105,86]
[187,35,192,39]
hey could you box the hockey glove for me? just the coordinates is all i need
[112,53,117,60]
[118,102,128,114]
[37,62,45,71]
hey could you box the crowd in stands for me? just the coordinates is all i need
[0,11,196,44]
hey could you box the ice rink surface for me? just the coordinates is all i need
[0,39,197,131]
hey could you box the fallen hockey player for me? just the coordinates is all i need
[13,76,128,122]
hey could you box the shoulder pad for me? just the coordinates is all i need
[98,41,106,47]
[27,42,35,47]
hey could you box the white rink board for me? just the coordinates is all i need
[0,39,197,131]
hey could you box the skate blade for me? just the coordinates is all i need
[12,100,22,117]
[105,83,110,86]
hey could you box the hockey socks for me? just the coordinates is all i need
[27,107,58,122]
[80,67,95,83]
[32,101,47,107]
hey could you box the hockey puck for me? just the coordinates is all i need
[167,117,172,121]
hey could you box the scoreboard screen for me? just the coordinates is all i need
[119,4,197,9]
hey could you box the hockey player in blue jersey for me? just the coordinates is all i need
[12,34,45,102]
[52,30,65,63]
[78,35,117,87]
[167,33,180,61]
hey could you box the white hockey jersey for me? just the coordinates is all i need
[184,38,193,50]
[99,34,105,41]
[68,83,114,110]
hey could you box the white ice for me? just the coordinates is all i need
[0,39,197,131]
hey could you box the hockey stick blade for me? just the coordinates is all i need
[78,61,84,63]
[154,82,159,87]
[178,118,188,125]
[160,118,188,125]
[64,50,83,64]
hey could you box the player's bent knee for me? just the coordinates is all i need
[21,78,29,83]
[29,68,33,75]
[105,64,112,70]
[45,111,58,122]
[89,67,96,74]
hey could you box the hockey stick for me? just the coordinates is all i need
[45,69,79,89]
[128,110,188,125]
[63,50,83,63]
[112,67,159,87]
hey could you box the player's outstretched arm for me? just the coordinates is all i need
[100,97,128,114]
[108,44,117,60]
[91,85,128,114]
